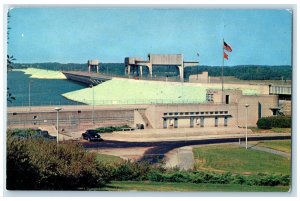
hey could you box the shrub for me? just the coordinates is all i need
[257,116,291,129]
[111,160,153,181]
[6,132,110,190]
[96,125,131,133]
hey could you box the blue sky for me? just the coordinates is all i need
[8,8,292,65]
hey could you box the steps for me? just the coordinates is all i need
[137,109,153,129]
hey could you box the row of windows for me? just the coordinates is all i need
[163,111,228,116]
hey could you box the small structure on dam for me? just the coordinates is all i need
[88,60,100,73]
[125,54,198,81]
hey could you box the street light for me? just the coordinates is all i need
[29,80,33,111]
[245,104,249,149]
[54,107,62,144]
[89,84,95,124]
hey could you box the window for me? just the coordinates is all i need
[210,112,213,114]
[180,112,184,115]
[196,112,199,115]
[175,112,178,115]
[215,111,218,114]
[201,112,204,114]
[190,112,194,115]
[169,113,173,115]
[220,111,224,114]
[163,113,167,116]
[185,112,189,115]
[206,93,214,102]
[224,111,228,114]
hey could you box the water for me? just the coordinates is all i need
[7,71,87,107]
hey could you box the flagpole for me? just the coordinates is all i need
[222,38,224,104]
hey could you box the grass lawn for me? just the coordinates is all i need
[250,127,291,133]
[95,181,289,192]
[95,154,123,164]
[193,144,290,175]
[249,140,291,153]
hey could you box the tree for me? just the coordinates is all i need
[7,11,15,102]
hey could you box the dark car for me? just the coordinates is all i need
[81,130,103,142]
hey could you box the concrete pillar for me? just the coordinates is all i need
[88,65,91,72]
[139,66,143,78]
[178,65,184,82]
[127,65,131,75]
[148,64,153,78]
[96,65,99,73]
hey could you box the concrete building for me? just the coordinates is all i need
[141,89,279,129]
[189,71,210,83]
[125,54,198,81]
[88,60,99,73]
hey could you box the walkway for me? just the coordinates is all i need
[240,142,290,158]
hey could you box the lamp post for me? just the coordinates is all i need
[54,107,62,144]
[89,84,95,124]
[29,80,32,111]
[245,104,249,149]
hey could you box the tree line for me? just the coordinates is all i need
[12,62,292,80]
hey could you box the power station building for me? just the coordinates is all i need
[135,89,279,129]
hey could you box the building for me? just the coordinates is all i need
[125,54,198,81]
[136,89,279,129]
[88,60,99,73]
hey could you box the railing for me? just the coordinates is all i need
[269,86,291,95]
[7,99,207,107]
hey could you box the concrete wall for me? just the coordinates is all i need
[8,109,134,131]
[237,95,278,127]
[207,89,243,104]
[134,109,146,127]
[88,60,99,65]
[189,72,209,83]
[149,54,183,65]
[145,103,238,129]
[144,93,278,129]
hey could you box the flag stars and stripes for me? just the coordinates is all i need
[223,41,232,60]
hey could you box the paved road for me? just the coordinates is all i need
[81,135,291,163]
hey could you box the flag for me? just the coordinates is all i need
[224,52,228,60]
[224,41,232,52]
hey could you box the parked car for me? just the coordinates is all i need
[81,130,103,142]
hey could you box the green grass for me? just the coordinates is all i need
[95,154,123,164]
[249,140,291,153]
[193,144,290,175]
[95,181,289,192]
[249,127,291,133]
[271,128,291,133]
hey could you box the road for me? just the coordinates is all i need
[81,134,291,163]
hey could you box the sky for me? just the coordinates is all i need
[7,7,292,66]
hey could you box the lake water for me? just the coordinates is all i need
[7,71,87,107]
